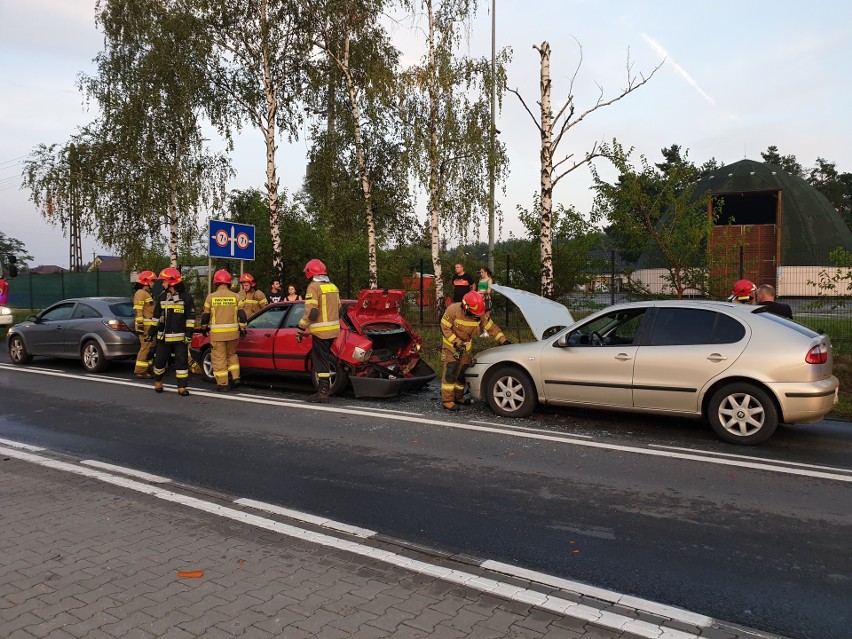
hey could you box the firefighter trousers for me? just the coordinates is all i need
[135,334,154,374]
[153,340,189,389]
[211,339,240,386]
[311,337,335,388]
[441,350,472,407]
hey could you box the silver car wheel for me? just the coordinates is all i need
[493,374,527,413]
[717,392,764,437]
[708,382,778,445]
[81,340,107,373]
[9,335,32,365]
[485,366,536,418]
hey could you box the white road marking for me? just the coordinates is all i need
[2,363,850,483]
[235,498,376,538]
[344,405,424,416]
[471,420,594,439]
[0,436,44,451]
[650,444,852,474]
[80,460,172,483]
[482,560,712,627]
[0,442,701,638]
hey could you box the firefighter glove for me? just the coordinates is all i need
[143,333,154,343]
[184,335,192,344]
[239,329,247,338]
[295,329,304,343]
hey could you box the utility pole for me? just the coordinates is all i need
[487,0,496,273]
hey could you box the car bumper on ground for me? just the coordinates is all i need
[349,360,436,398]
[770,376,840,424]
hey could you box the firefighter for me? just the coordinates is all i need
[147,267,195,396]
[200,269,246,392]
[295,259,341,403]
[729,279,756,304]
[237,273,267,319]
[440,291,510,411]
[132,270,157,378]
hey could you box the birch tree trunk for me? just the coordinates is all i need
[536,42,555,299]
[426,0,444,303]
[338,35,379,288]
[261,0,282,276]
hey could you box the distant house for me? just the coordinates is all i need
[30,265,66,275]
[87,255,127,272]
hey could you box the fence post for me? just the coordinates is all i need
[96,268,100,296]
[346,259,351,299]
[61,272,65,299]
[610,249,615,306]
[419,257,424,325]
[505,254,510,327]
[28,274,33,310]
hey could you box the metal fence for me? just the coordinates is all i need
[7,271,132,310]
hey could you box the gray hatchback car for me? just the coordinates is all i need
[7,297,138,373]
[466,300,838,445]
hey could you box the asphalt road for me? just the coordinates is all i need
[1,353,850,639]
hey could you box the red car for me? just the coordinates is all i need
[189,288,435,398]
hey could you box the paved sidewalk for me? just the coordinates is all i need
[0,453,782,639]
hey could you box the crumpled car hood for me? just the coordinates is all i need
[490,284,574,340]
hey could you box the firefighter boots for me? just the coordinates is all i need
[177,388,190,397]
[154,381,164,393]
[308,379,330,403]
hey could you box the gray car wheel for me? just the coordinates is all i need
[8,335,33,365]
[707,383,779,445]
[81,340,108,373]
[486,366,537,418]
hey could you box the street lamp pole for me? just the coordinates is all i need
[487,0,496,273]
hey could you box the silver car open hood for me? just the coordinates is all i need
[490,284,574,340]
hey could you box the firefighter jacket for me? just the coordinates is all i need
[238,289,268,318]
[297,276,341,340]
[132,286,156,335]
[440,302,506,356]
[149,288,196,343]
[201,287,246,342]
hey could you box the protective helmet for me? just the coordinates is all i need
[731,279,756,301]
[239,273,255,286]
[213,269,233,286]
[136,270,156,286]
[303,259,327,279]
[462,291,486,316]
[158,267,182,286]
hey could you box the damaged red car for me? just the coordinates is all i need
[189,288,435,398]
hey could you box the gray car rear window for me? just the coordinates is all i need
[754,309,821,338]
[109,302,134,317]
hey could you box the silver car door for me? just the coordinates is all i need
[632,308,748,414]
[64,302,103,355]
[26,302,76,355]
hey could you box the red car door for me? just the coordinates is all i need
[237,305,287,371]
[272,303,311,372]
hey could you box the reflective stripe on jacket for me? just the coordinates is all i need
[440,302,505,356]
[132,287,156,333]
[238,289,267,318]
[297,279,341,340]
[151,290,195,343]
[203,288,241,342]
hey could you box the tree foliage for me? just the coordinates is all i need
[0,231,34,270]
[591,144,717,299]
[399,0,511,300]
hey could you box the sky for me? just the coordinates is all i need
[2,0,851,269]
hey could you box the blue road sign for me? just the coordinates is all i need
[208,219,255,261]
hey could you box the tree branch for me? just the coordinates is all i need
[508,87,542,133]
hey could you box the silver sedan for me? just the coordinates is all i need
[466,300,838,445]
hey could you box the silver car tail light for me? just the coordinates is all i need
[104,319,133,332]
[805,344,828,364]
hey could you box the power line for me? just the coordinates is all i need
[0,155,27,169]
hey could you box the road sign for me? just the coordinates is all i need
[208,220,255,261]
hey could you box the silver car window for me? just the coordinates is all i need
[647,308,745,346]
[71,304,102,319]
[39,303,75,321]
[567,309,647,346]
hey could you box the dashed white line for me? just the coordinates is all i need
[80,460,172,483]
[234,498,376,538]
[650,444,852,474]
[0,442,702,638]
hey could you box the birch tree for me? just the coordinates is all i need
[196,0,312,274]
[309,0,400,288]
[510,41,662,298]
[400,0,509,303]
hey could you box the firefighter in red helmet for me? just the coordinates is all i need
[440,291,510,411]
[237,273,267,318]
[147,267,195,396]
[200,269,246,391]
[296,259,341,402]
[132,270,157,378]
[729,279,756,304]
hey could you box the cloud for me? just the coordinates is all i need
[641,32,716,106]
